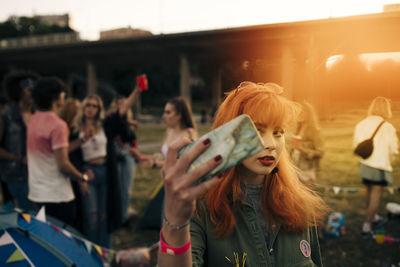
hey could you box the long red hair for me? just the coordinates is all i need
[203,82,328,238]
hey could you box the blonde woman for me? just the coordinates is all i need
[290,101,324,187]
[72,85,141,247]
[73,95,110,246]
[353,96,398,238]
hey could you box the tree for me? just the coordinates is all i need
[0,16,74,39]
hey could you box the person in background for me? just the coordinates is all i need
[59,97,85,233]
[72,83,142,247]
[108,94,141,223]
[142,96,198,169]
[158,82,327,267]
[59,98,81,130]
[0,70,39,211]
[0,95,12,206]
[353,96,398,238]
[0,96,8,112]
[27,77,94,227]
[290,101,324,188]
[139,96,197,230]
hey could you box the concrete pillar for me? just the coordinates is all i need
[180,56,191,102]
[292,46,308,102]
[307,35,317,104]
[280,45,295,99]
[306,35,330,118]
[66,76,73,98]
[211,66,222,108]
[87,62,97,95]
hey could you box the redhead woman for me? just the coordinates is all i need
[158,82,327,267]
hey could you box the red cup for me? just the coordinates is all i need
[137,74,148,91]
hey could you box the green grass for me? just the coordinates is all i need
[116,102,400,266]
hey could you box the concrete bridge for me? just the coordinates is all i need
[1,11,400,112]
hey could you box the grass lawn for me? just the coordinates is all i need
[115,101,400,266]
[2,101,398,266]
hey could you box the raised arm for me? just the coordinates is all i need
[158,137,222,267]
[118,82,141,116]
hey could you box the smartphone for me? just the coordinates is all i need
[178,114,264,184]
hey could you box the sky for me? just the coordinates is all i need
[1,0,398,40]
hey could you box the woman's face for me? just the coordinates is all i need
[240,124,285,182]
[21,86,33,106]
[84,98,99,120]
[116,98,124,110]
[162,103,181,128]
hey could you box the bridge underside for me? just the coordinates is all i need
[1,12,400,114]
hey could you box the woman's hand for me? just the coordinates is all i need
[83,126,95,141]
[116,247,151,267]
[140,156,154,168]
[162,137,222,228]
[79,182,89,196]
[130,147,141,161]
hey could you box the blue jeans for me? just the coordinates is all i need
[7,181,37,212]
[82,163,111,247]
[116,145,136,221]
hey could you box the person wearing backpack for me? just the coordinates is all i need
[353,96,398,238]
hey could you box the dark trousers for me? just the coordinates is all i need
[35,200,76,227]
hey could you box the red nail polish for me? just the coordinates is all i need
[203,138,211,145]
[214,155,222,162]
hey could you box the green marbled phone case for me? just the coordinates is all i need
[178,114,264,184]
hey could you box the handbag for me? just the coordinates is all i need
[354,120,385,159]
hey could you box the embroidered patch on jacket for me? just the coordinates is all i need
[300,240,311,257]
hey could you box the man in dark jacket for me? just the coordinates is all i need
[0,70,38,211]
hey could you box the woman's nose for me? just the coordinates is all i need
[263,134,276,150]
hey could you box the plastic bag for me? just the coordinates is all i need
[323,212,346,237]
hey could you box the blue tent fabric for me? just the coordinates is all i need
[0,207,18,230]
[17,214,103,267]
[0,236,32,267]
[3,229,66,267]
[0,208,105,267]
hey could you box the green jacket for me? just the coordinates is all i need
[191,201,322,267]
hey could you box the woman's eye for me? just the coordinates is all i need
[274,130,284,137]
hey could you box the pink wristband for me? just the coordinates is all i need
[160,230,191,256]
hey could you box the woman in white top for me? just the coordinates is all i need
[74,95,110,246]
[353,96,398,237]
[140,97,197,230]
[73,85,141,247]
[144,96,198,169]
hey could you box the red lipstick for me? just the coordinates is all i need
[258,155,275,166]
